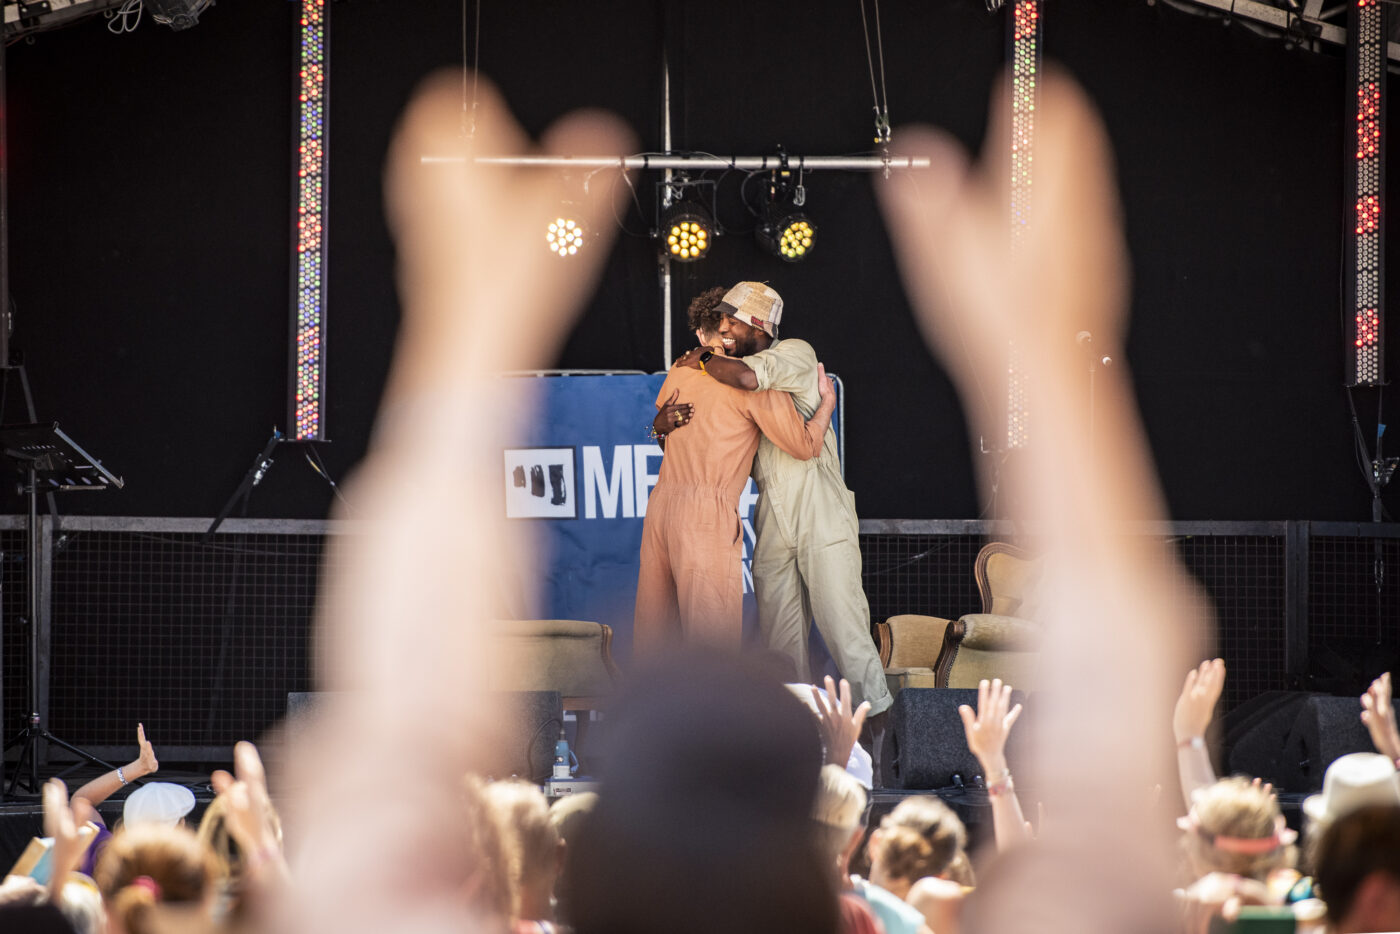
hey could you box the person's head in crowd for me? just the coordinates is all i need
[94,824,216,934]
[54,875,104,934]
[564,647,838,934]
[484,778,563,924]
[1302,752,1400,872]
[122,782,196,830]
[1180,776,1297,883]
[1313,803,1400,933]
[547,791,597,926]
[866,796,972,898]
[194,791,283,914]
[458,774,515,928]
[687,286,729,352]
[812,763,869,880]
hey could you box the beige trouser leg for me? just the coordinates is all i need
[753,469,893,715]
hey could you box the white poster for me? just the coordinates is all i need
[503,447,576,519]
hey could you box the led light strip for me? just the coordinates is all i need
[1349,0,1384,387]
[1006,0,1040,449]
[291,0,328,440]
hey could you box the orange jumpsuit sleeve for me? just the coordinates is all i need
[744,389,822,460]
[654,370,679,409]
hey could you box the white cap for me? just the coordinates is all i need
[123,782,196,828]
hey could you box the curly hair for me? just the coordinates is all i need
[1182,776,1296,881]
[687,286,728,336]
[871,796,969,885]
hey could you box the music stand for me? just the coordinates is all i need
[0,423,122,797]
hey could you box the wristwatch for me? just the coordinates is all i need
[698,349,714,373]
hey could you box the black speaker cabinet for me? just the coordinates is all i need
[1224,691,1373,794]
[886,687,1030,790]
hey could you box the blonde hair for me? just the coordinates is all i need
[460,774,515,922]
[483,778,560,915]
[1183,776,1296,881]
[194,791,283,890]
[872,796,970,885]
[94,824,215,934]
[811,765,868,866]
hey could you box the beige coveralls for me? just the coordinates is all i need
[744,339,894,715]
[634,365,824,653]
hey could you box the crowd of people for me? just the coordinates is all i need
[0,57,1397,934]
[6,660,1400,934]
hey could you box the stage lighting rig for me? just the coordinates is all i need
[655,177,716,263]
[144,0,213,30]
[754,167,816,263]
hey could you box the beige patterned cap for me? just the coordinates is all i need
[718,281,783,337]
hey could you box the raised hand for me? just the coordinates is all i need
[875,71,1128,420]
[1174,659,1225,745]
[136,722,159,775]
[810,675,870,769]
[958,678,1022,774]
[210,741,283,878]
[1361,671,1400,761]
[42,778,94,897]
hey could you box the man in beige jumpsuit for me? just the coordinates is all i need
[670,282,894,722]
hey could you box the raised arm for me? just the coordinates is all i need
[42,778,95,902]
[958,678,1030,852]
[70,722,159,812]
[876,69,1199,933]
[277,74,635,934]
[1173,659,1224,810]
[746,362,835,460]
[1361,671,1400,762]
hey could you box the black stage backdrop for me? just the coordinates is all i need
[3,0,1393,521]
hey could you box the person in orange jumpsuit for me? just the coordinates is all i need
[634,294,835,652]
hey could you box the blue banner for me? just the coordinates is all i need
[503,372,840,673]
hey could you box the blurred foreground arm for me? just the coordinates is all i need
[280,73,633,934]
[876,70,1203,934]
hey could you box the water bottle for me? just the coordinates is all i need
[553,727,572,780]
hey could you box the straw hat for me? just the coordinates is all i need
[1302,752,1400,825]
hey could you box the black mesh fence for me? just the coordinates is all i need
[1307,532,1400,695]
[858,524,1293,713]
[46,529,327,750]
[1,527,31,748]
[0,518,1394,763]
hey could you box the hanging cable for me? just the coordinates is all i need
[857,0,891,145]
[462,0,481,140]
[108,0,142,34]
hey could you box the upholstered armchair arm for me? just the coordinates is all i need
[934,613,1043,689]
[875,614,953,669]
